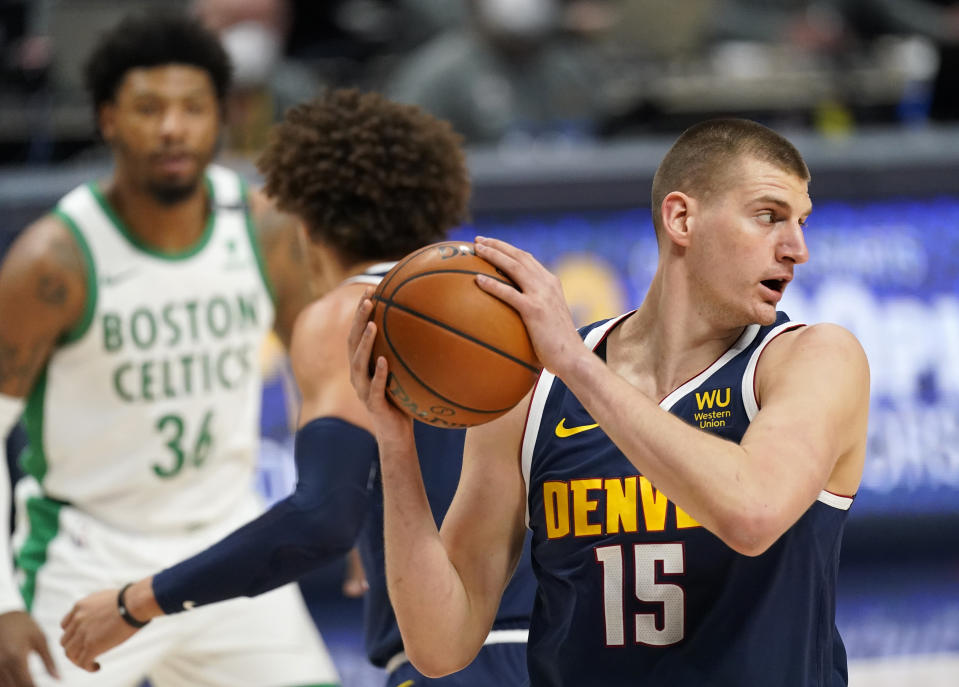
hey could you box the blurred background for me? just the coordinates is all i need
[2,0,959,685]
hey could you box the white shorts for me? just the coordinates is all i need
[13,478,339,687]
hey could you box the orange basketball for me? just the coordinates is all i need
[370,241,541,428]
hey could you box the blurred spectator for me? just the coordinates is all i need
[842,0,959,121]
[0,0,52,94]
[194,0,322,155]
[1,0,55,162]
[386,0,605,145]
[281,0,466,88]
[709,0,847,54]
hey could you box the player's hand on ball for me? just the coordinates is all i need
[348,291,414,444]
[60,589,137,672]
[473,236,585,378]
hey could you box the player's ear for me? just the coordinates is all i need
[661,191,693,248]
[98,103,117,142]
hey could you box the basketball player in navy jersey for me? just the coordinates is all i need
[60,89,535,686]
[350,119,869,686]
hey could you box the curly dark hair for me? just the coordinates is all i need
[257,89,471,261]
[84,11,231,117]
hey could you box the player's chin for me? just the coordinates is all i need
[752,302,778,326]
[148,177,203,205]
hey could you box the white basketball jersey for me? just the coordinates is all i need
[21,165,275,532]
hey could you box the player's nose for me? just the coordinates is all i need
[777,221,809,265]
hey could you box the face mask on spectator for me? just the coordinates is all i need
[220,20,281,88]
[476,0,559,41]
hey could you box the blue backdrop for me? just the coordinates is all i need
[453,196,959,518]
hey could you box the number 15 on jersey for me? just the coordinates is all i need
[594,542,686,647]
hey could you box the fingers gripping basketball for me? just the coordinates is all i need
[370,241,541,428]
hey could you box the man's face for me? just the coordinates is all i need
[686,155,811,327]
[99,64,221,204]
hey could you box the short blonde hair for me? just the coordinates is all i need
[651,119,810,237]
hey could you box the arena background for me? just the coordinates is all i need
[3,125,958,684]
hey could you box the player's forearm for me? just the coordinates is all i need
[560,352,801,554]
[152,418,377,613]
[379,441,486,676]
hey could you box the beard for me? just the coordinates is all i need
[111,135,216,206]
[146,177,202,206]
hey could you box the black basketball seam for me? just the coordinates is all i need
[379,301,521,415]
[393,268,515,289]
[374,289,540,375]
[375,243,436,298]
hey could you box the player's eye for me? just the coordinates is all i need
[185,101,209,115]
[135,101,160,116]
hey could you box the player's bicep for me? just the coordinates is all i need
[441,396,529,619]
[0,217,87,396]
[742,324,869,502]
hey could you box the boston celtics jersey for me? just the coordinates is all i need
[21,165,275,533]
[521,312,853,686]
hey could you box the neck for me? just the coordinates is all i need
[105,173,209,252]
[611,263,746,399]
[309,242,393,297]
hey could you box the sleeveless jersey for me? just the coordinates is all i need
[521,312,853,687]
[21,165,275,533]
[349,264,536,668]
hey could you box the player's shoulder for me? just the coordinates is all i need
[766,322,865,362]
[290,286,362,370]
[2,212,87,283]
[759,322,869,394]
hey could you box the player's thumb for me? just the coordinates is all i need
[32,634,59,679]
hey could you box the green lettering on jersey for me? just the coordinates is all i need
[162,304,182,346]
[153,410,216,478]
[141,360,155,401]
[237,294,258,328]
[130,308,157,349]
[207,296,232,338]
[184,301,201,342]
[113,363,135,401]
[103,313,123,352]
[180,354,195,394]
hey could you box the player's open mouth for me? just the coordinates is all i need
[761,279,786,293]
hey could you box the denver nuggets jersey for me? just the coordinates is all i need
[20,165,274,532]
[351,264,536,668]
[522,312,853,686]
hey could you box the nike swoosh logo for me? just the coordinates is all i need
[100,268,139,287]
[555,418,599,438]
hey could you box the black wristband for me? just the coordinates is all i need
[117,583,150,629]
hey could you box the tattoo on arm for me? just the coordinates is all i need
[36,275,67,305]
[0,220,88,395]
[34,227,84,307]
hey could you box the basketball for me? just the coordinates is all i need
[370,241,541,428]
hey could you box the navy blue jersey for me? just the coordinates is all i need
[349,264,536,669]
[521,311,853,687]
